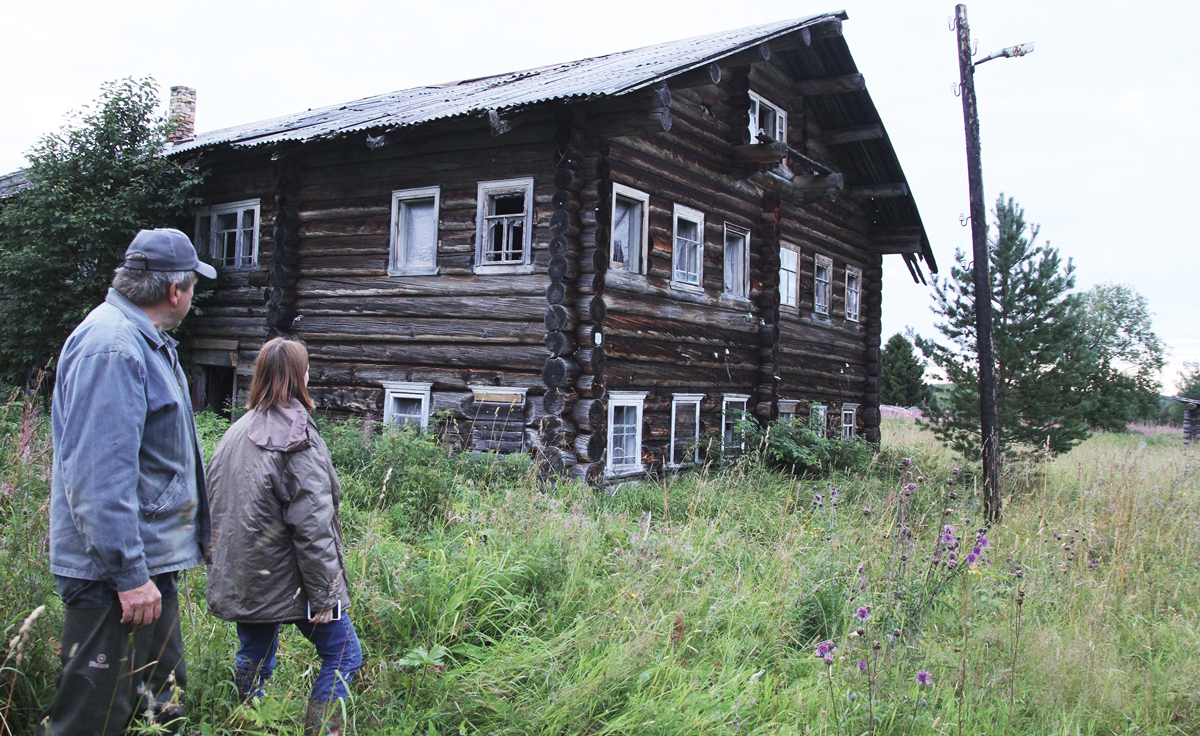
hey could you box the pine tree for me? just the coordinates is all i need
[916,195,1092,458]
[0,78,204,385]
[880,333,929,407]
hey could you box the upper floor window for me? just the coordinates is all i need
[842,403,859,438]
[749,91,788,145]
[670,393,704,467]
[475,178,533,274]
[814,254,833,316]
[196,199,259,269]
[382,381,433,429]
[672,204,705,290]
[780,245,800,308]
[845,266,863,322]
[390,186,440,276]
[607,392,647,475]
[611,184,650,275]
[723,224,749,299]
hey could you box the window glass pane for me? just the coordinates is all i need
[402,198,437,268]
[485,192,526,264]
[842,409,856,437]
[812,405,826,437]
[724,230,746,297]
[491,193,523,216]
[780,249,798,307]
[611,405,639,468]
[613,196,642,271]
[197,216,212,258]
[675,217,701,284]
[672,400,699,465]
[724,400,746,447]
[391,397,423,425]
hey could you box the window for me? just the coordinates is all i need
[845,266,862,322]
[670,393,703,466]
[382,381,432,428]
[778,399,798,422]
[748,91,788,145]
[611,184,649,275]
[671,204,705,289]
[196,199,260,269]
[810,404,827,438]
[842,403,859,438]
[780,245,799,308]
[389,186,440,275]
[723,224,749,299]
[814,254,833,316]
[475,178,534,273]
[607,392,647,475]
[722,394,750,451]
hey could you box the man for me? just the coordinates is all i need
[39,229,217,735]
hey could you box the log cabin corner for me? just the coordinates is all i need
[170,12,938,485]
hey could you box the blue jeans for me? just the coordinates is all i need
[234,615,362,703]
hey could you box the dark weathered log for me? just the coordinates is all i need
[549,209,580,237]
[571,398,606,432]
[573,432,606,463]
[568,461,604,486]
[543,330,577,357]
[293,316,544,344]
[577,323,604,348]
[472,439,525,453]
[296,295,547,321]
[792,173,845,192]
[544,304,578,333]
[732,142,787,165]
[542,357,581,388]
[548,235,580,259]
[575,373,606,399]
[553,167,585,191]
[307,343,548,370]
[552,188,581,211]
[575,346,606,375]
[538,445,578,475]
[792,73,865,96]
[672,62,723,88]
[539,416,578,447]
[548,256,579,283]
[578,294,607,323]
[868,226,924,255]
[545,280,574,306]
[579,108,672,140]
[847,183,910,200]
[819,124,884,146]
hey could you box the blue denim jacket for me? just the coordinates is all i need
[50,288,211,591]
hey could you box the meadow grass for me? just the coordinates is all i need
[1,394,1197,735]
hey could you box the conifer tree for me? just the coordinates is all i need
[916,195,1091,458]
[880,333,929,407]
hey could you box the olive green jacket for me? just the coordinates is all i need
[205,400,349,622]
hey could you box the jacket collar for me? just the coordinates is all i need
[105,288,177,350]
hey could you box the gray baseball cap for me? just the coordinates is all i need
[122,228,217,279]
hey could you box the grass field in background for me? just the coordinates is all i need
[2,395,1197,735]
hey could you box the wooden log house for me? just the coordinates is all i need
[170,12,938,483]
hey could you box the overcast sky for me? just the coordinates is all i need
[3,0,1196,390]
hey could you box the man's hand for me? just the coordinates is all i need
[118,580,162,627]
[309,608,334,625]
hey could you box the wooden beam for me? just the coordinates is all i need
[847,183,909,200]
[732,141,786,165]
[868,226,924,255]
[792,73,865,96]
[792,173,844,192]
[671,62,723,88]
[819,124,884,146]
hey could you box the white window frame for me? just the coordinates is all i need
[722,394,751,451]
[610,183,650,276]
[842,403,859,438]
[607,391,648,476]
[845,265,863,322]
[475,177,534,274]
[722,223,750,300]
[780,244,800,308]
[748,91,788,145]
[671,204,705,291]
[778,399,799,422]
[669,393,704,467]
[389,186,440,276]
[382,381,433,429]
[195,199,260,269]
[814,254,833,316]
[811,403,827,438]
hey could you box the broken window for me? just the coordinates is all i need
[672,204,705,289]
[390,186,440,275]
[845,266,862,322]
[814,254,833,316]
[722,394,750,451]
[475,178,534,272]
[723,224,749,299]
[748,92,787,145]
[611,184,649,274]
[670,393,703,467]
[196,200,259,268]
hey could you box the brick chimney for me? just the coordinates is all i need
[168,86,196,142]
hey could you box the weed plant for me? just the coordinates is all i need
[0,398,1197,735]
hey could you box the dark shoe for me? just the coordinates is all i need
[304,698,344,736]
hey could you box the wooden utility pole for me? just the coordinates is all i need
[955,3,1002,522]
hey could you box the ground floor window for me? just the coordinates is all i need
[811,404,827,437]
[670,393,703,466]
[842,403,859,438]
[607,392,647,474]
[382,381,432,428]
[778,399,798,422]
[722,394,750,451]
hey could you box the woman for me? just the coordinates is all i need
[206,337,361,736]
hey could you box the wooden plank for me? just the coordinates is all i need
[306,342,547,370]
[818,124,884,146]
[292,316,544,344]
[792,74,865,96]
[846,184,909,200]
[294,296,546,321]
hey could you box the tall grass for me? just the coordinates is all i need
[1,400,1197,735]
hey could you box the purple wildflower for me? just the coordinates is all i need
[862,507,872,516]
[901,457,912,466]
[849,692,858,701]
[830,489,838,497]
[916,670,933,686]
[976,533,990,549]
[824,655,835,666]
[815,640,836,658]
[853,606,872,623]
[947,559,957,569]
[939,526,956,546]
[905,482,917,492]
[966,552,977,565]
[858,661,868,671]
[972,546,982,556]
[951,466,960,474]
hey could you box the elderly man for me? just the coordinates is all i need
[39,229,216,735]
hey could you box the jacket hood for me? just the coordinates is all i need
[246,400,312,452]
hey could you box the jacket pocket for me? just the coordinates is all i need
[140,471,189,520]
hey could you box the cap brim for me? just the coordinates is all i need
[194,261,218,279]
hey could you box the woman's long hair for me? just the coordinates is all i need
[246,337,314,411]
